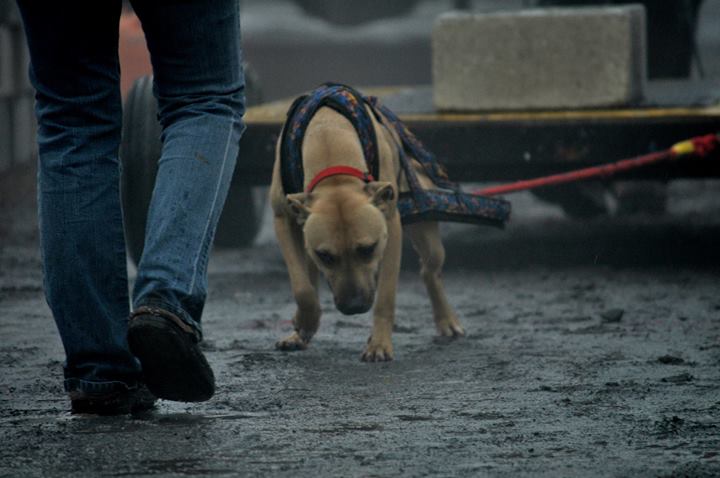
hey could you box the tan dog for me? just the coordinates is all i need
[270,101,464,362]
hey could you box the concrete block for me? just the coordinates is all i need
[0,26,13,97]
[432,6,647,111]
[12,95,37,165]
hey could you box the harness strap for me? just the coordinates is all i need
[367,97,457,191]
[280,83,380,194]
[306,166,375,193]
[279,83,512,228]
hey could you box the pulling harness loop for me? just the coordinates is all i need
[280,83,380,195]
[280,83,512,228]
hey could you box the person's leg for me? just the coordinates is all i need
[130,0,245,336]
[127,0,245,401]
[16,1,143,399]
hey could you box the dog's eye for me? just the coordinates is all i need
[356,243,377,260]
[315,250,337,267]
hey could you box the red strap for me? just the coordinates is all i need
[306,166,374,192]
[691,134,720,157]
[475,133,720,197]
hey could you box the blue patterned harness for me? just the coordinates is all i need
[280,83,511,227]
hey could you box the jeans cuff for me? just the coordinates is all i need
[64,378,135,395]
[133,298,203,341]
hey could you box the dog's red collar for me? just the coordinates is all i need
[306,166,374,193]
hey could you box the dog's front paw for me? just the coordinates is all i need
[361,338,394,362]
[275,332,309,351]
[436,316,466,338]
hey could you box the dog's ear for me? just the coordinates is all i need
[366,181,397,219]
[286,192,313,225]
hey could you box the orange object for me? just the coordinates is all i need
[119,11,152,99]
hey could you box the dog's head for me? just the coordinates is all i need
[286,181,396,315]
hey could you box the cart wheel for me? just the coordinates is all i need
[214,61,266,249]
[120,75,159,265]
[120,67,265,265]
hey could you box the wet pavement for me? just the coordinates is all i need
[3,1,720,476]
[2,161,720,476]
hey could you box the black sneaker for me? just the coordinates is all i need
[69,384,157,415]
[127,306,215,402]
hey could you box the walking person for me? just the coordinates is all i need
[16,0,246,414]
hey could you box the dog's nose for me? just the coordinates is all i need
[335,295,372,315]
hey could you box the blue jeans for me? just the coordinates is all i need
[17,0,245,394]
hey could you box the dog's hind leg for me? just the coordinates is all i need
[274,216,322,351]
[405,221,465,337]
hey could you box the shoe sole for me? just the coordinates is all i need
[71,387,157,415]
[128,315,215,402]
[71,395,133,415]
